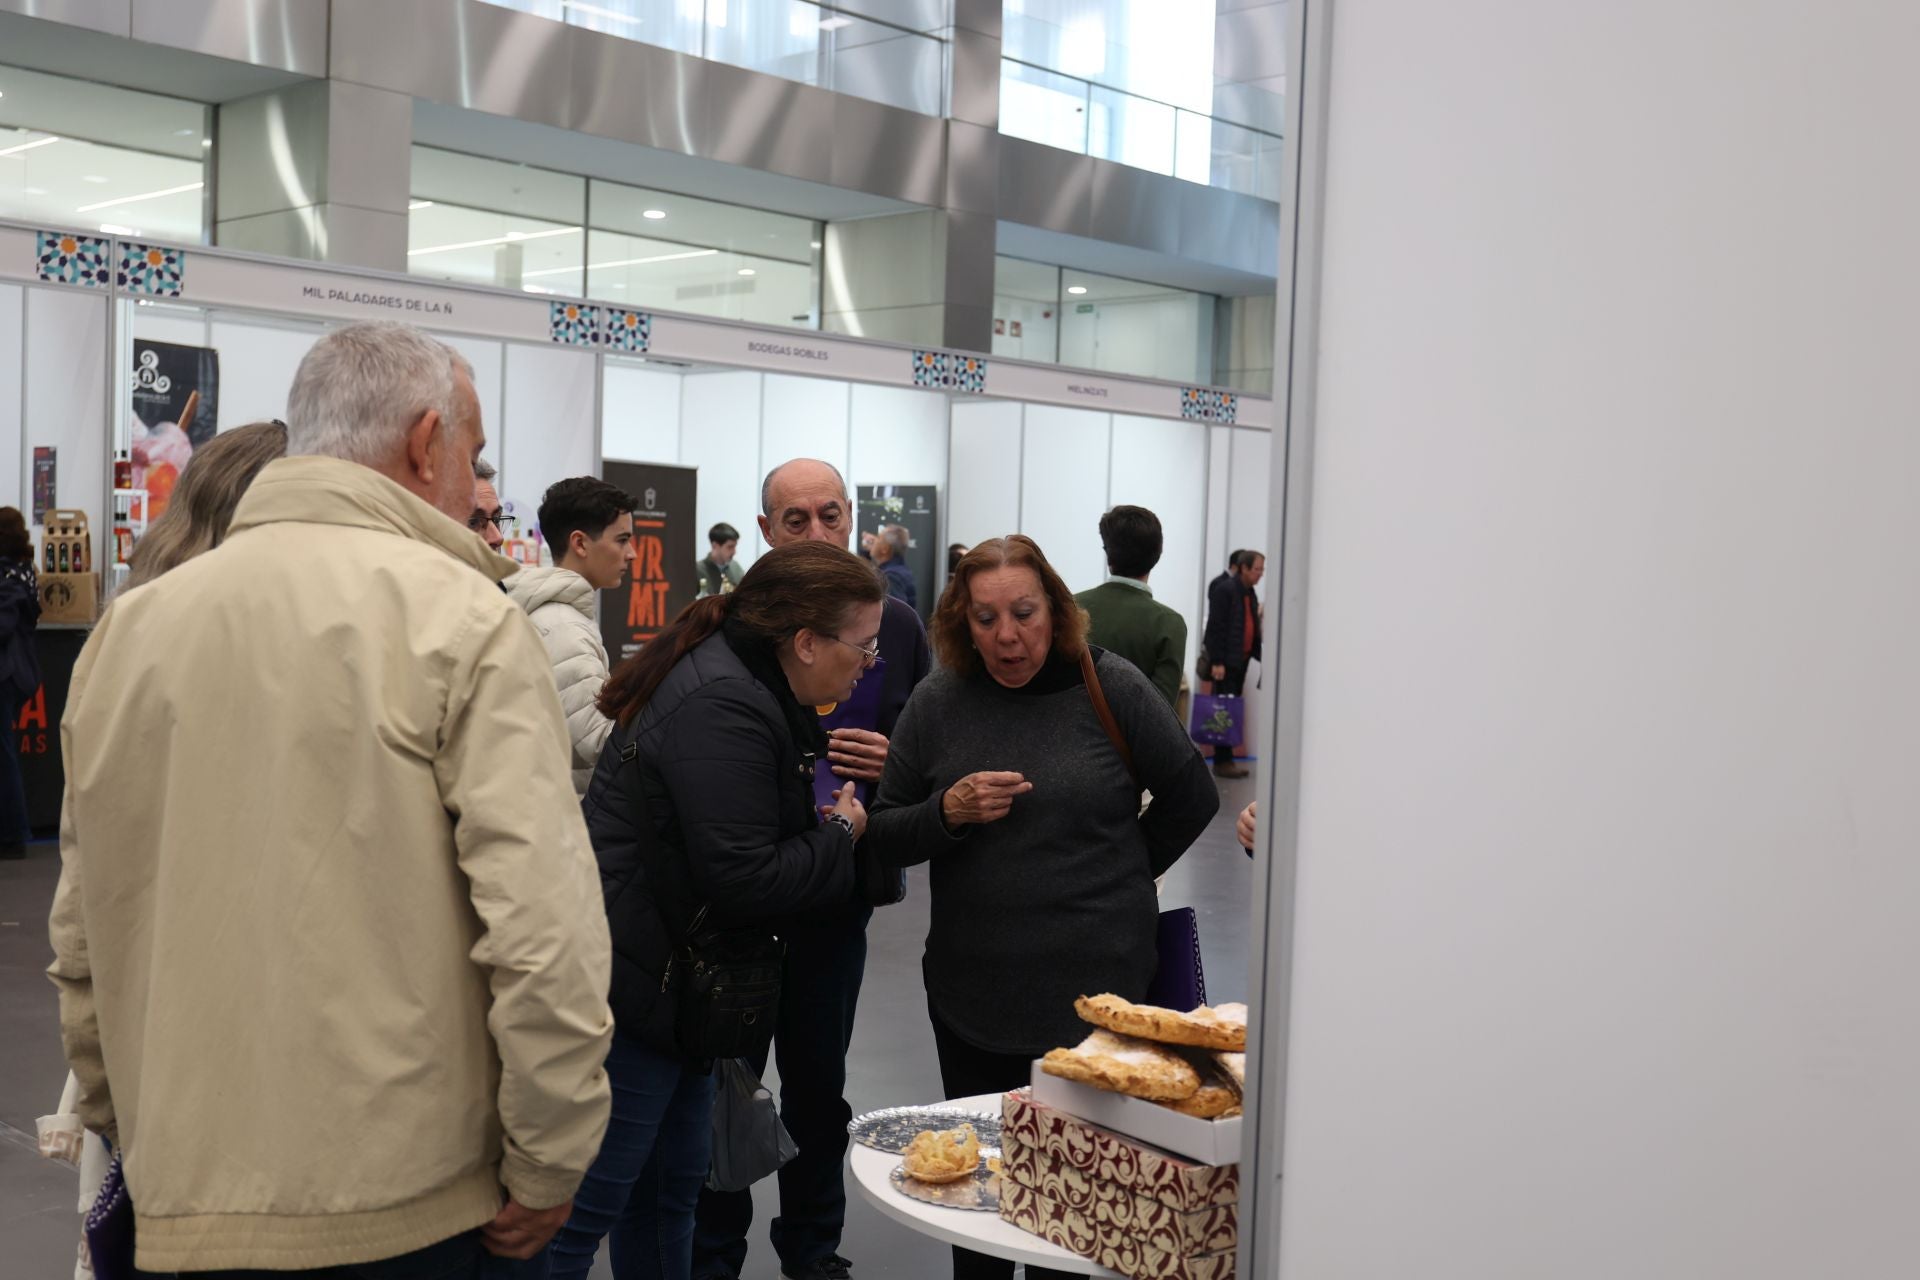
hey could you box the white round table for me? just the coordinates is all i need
[847,1093,1122,1278]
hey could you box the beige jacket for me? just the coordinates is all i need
[47,457,614,1274]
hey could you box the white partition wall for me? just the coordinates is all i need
[947,400,1024,548]
[1018,405,1112,594]
[0,285,22,512]
[437,332,505,475]
[501,342,597,527]
[758,372,851,554]
[849,384,949,491]
[680,371,766,566]
[602,362,683,464]
[207,317,322,427]
[1254,1,1920,1276]
[26,288,108,543]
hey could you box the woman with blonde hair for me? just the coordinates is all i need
[125,420,288,589]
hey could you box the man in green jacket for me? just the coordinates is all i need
[1075,504,1188,708]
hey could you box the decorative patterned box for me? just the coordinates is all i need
[1003,1134,1237,1256]
[1002,1090,1239,1214]
[1000,1179,1236,1280]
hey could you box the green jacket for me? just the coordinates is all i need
[1075,579,1188,708]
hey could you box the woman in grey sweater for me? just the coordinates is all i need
[865,534,1218,1280]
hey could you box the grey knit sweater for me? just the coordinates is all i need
[866,648,1219,1055]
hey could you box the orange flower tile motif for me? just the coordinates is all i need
[118,243,184,296]
[36,231,112,287]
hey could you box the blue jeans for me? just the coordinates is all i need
[545,1030,716,1280]
[692,904,870,1278]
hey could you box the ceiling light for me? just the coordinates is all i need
[98,223,137,235]
[819,15,853,30]
[523,247,718,278]
[643,209,668,220]
[810,240,822,250]
[408,226,582,256]
[82,174,110,184]
[0,135,60,158]
[23,186,48,196]
[200,139,212,148]
[737,268,756,277]
[174,128,195,136]
[77,180,206,212]
[409,199,435,210]
[1067,285,1088,295]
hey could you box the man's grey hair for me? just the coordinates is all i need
[760,458,849,516]
[473,456,497,482]
[285,322,473,465]
[879,525,909,555]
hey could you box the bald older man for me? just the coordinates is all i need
[692,458,930,1280]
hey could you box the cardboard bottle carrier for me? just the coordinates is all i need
[39,509,99,625]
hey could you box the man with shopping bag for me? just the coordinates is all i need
[1201,549,1265,779]
[47,322,614,1278]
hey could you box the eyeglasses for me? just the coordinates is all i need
[827,635,881,668]
[469,512,518,534]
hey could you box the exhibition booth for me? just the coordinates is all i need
[1,217,1274,829]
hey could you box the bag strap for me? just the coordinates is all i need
[1079,648,1140,791]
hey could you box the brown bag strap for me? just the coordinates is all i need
[1079,647,1140,790]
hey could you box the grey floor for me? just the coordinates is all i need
[0,772,1258,1280]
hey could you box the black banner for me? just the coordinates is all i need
[131,338,220,521]
[600,460,698,664]
[858,484,939,620]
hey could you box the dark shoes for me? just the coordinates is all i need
[782,1255,854,1280]
[1213,762,1250,780]
[0,841,25,860]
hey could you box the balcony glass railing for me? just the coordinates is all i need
[480,0,948,117]
[999,56,1283,202]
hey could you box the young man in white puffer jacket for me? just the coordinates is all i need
[508,476,637,795]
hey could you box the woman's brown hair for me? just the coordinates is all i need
[598,540,885,727]
[126,421,288,589]
[930,534,1088,676]
[0,507,31,564]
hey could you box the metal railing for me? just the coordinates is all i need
[479,0,947,117]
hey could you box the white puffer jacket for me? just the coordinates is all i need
[507,565,615,795]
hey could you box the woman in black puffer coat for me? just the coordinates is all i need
[544,540,888,1280]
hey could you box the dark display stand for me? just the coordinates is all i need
[17,627,88,837]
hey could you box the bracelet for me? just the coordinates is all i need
[824,812,856,841]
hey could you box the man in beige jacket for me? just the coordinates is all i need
[48,322,614,1277]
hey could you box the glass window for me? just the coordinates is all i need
[998,60,1089,153]
[991,256,1060,363]
[408,148,586,295]
[1060,266,1215,384]
[0,65,209,243]
[588,179,819,328]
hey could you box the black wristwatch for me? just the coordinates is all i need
[824,812,856,841]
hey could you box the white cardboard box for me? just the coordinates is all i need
[1029,1062,1242,1166]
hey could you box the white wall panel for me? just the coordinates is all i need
[758,374,851,557]
[130,308,210,352]
[1205,424,1230,581]
[0,285,21,514]
[1272,3,1920,1278]
[681,371,765,571]
[1111,413,1210,676]
[26,287,108,544]
[947,400,1023,549]
[208,318,322,429]
[850,383,949,489]
[435,332,505,474]
[501,342,596,530]
[1018,404,1112,594]
[1225,427,1272,566]
[602,363,684,464]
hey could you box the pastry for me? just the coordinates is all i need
[1040,1029,1202,1101]
[1073,993,1248,1052]
[902,1124,981,1184]
[1213,1050,1246,1091]
[1159,1083,1242,1119]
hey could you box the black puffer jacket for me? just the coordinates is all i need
[583,625,855,1057]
